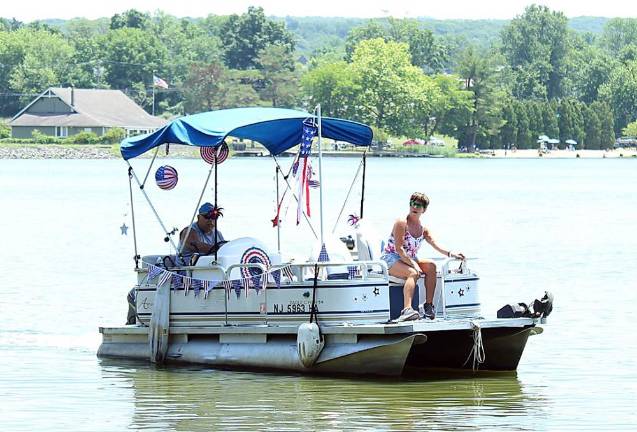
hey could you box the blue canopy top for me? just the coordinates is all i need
[120,107,373,160]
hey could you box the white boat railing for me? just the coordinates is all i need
[137,258,391,325]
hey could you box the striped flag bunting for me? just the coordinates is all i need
[171,273,182,290]
[192,278,203,297]
[347,266,360,279]
[282,265,295,281]
[232,280,242,299]
[143,261,306,298]
[157,270,171,287]
[147,264,163,281]
[318,244,330,262]
[183,276,192,295]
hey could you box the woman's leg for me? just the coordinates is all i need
[417,259,437,303]
[388,261,420,309]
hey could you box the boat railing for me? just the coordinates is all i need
[225,262,269,325]
[289,260,389,282]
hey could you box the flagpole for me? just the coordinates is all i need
[317,104,324,247]
[152,71,156,116]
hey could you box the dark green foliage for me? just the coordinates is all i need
[220,7,295,70]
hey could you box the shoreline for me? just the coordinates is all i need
[0,144,635,160]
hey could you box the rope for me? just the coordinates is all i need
[331,156,364,233]
[463,320,486,371]
[309,263,319,324]
[272,156,318,239]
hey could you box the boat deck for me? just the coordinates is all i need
[100,317,539,336]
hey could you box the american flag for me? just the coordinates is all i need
[272,269,281,288]
[147,264,163,281]
[183,276,192,295]
[192,279,203,297]
[222,280,232,299]
[282,265,295,281]
[318,244,330,262]
[202,280,211,298]
[232,280,242,298]
[300,124,317,157]
[170,274,182,290]
[153,75,169,89]
[347,266,360,279]
[157,270,171,287]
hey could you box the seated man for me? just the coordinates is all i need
[178,202,225,264]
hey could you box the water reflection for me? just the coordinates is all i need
[99,360,545,431]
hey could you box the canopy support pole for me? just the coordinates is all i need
[126,161,179,252]
[128,167,140,269]
[140,147,160,189]
[331,157,364,234]
[214,157,219,262]
[316,104,324,246]
[178,159,216,261]
[275,165,281,254]
[360,150,367,219]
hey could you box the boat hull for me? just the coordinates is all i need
[405,326,534,372]
[98,318,540,376]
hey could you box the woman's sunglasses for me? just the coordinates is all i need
[410,200,425,209]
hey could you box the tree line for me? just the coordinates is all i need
[1,5,637,149]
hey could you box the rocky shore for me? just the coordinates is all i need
[1,144,635,159]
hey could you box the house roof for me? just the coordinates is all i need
[9,87,167,129]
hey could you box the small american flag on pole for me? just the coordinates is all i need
[153,75,169,89]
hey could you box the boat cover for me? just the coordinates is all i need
[120,107,373,160]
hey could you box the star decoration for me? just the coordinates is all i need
[458,288,465,297]
[120,223,129,235]
[271,217,279,227]
[373,287,380,296]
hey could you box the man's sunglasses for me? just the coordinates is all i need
[410,200,425,209]
[201,213,216,220]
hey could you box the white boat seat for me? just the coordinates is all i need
[389,275,406,285]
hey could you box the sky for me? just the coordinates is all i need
[2,0,637,22]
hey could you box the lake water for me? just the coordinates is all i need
[1,157,636,430]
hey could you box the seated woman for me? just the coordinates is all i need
[381,192,465,321]
[178,203,225,264]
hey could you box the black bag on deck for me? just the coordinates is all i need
[497,302,530,318]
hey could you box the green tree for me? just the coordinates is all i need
[182,63,259,113]
[598,59,637,134]
[301,59,360,119]
[622,120,637,137]
[110,9,151,30]
[0,28,74,114]
[456,46,506,148]
[501,5,569,100]
[99,27,168,92]
[220,7,295,70]
[600,18,637,56]
[514,101,532,149]
[345,18,446,72]
[256,44,300,107]
[582,105,601,149]
[349,38,432,136]
[499,99,517,149]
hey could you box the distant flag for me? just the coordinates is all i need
[153,75,169,89]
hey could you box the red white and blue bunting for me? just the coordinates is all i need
[143,263,298,299]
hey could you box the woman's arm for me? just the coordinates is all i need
[393,220,421,270]
[423,227,465,260]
